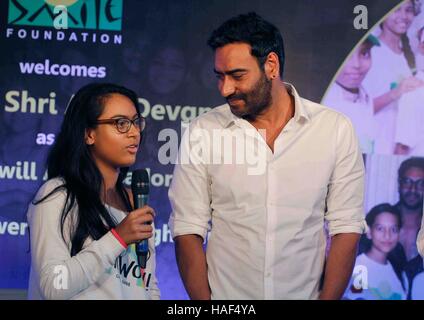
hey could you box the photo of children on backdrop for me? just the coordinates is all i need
[344,204,407,300]
[344,155,424,299]
[323,0,424,156]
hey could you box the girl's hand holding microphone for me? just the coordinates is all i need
[114,206,155,245]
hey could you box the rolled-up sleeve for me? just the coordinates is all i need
[168,120,212,241]
[325,114,368,236]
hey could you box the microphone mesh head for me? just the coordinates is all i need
[131,169,149,195]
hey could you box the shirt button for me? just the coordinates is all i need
[266,272,271,277]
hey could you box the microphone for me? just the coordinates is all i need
[131,169,150,269]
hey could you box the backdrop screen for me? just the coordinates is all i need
[1,0,423,299]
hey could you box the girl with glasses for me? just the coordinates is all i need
[26,83,160,300]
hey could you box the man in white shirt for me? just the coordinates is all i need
[168,12,367,300]
[395,158,424,261]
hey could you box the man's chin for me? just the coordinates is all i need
[229,105,247,118]
[401,199,423,211]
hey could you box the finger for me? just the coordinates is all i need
[143,205,156,217]
[136,214,154,225]
[138,224,153,233]
[131,206,155,217]
[137,231,154,240]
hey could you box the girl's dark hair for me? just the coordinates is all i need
[401,34,417,75]
[34,83,140,256]
[381,0,419,74]
[365,203,402,232]
[359,203,405,290]
[361,203,402,253]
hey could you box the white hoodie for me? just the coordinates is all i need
[27,178,160,300]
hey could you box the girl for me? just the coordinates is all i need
[27,83,160,299]
[363,0,424,154]
[323,36,377,154]
[344,203,407,300]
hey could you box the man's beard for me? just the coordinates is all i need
[226,72,272,121]
[399,191,424,210]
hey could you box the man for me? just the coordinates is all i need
[395,157,424,261]
[168,12,366,299]
[323,36,379,154]
[388,157,424,299]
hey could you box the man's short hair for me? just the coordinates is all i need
[207,12,285,77]
[398,157,424,179]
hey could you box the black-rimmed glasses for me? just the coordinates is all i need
[399,177,424,191]
[95,117,146,133]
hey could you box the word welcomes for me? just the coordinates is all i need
[19,59,107,78]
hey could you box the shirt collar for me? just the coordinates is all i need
[285,82,310,124]
[335,82,369,104]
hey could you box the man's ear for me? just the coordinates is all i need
[264,52,280,80]
[85,128,95,146]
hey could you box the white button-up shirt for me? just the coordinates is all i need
[169,83,367,299]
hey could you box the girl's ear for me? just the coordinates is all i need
[85,128,95,145]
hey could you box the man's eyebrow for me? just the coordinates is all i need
[213,68,248,75]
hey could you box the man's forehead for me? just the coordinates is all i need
[214,42,255,69]
[404,167,424,178]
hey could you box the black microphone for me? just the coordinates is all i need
[131,169,150,269]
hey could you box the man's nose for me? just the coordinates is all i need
[219,77,236,98]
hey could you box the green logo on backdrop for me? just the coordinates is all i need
[8,0,122,31]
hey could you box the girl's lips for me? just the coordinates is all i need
[381,242,395,247]
[126,145,138,154]
[346,73,363,79]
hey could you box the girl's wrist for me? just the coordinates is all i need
[111,228,128,249]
